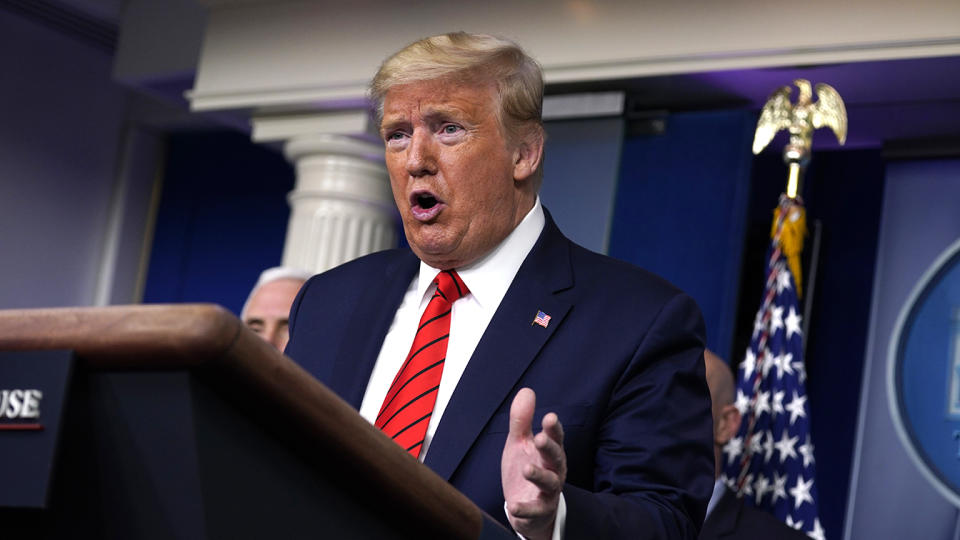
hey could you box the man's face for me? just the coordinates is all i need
[243,278,304,351]
[380,78,538,269]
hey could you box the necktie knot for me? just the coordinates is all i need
[434,270,469,304]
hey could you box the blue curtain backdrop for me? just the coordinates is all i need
[142,131,295,315]
[608,110,756,360]
[540,117,625,254]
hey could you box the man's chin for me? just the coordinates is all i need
[411,248,459,270]
[408,236,464,270]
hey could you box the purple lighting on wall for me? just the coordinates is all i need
[688,56,960,150]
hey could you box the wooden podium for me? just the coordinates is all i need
[0,305,514,539]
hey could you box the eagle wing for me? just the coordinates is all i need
[753,85,793,154]
[812,83,847,145]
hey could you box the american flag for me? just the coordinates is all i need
[721,195,825,540]
[533,310,551,328]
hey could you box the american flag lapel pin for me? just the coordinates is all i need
[532,310,551,328]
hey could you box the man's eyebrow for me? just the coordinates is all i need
[380,105,471,133]
[380,117,408,133]
[421,105,468,121]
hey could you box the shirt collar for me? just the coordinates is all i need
[704,478,728,520]
[417,197,546,308]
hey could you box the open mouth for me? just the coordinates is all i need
[410,190,445,221]
[417,193,438,209]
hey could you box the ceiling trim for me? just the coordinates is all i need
[188,37,960,113]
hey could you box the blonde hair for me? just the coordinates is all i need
[370,32,543,140]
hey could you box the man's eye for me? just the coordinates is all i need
[441,124,461,134]
[387,132,405,141]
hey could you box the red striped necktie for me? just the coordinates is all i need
[375,269,469,458]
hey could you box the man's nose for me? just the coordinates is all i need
[405,130,437,177]
[266,322,286,351]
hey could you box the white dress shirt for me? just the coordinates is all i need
[704,478,727,521]
[358,198,565,539]
[358,198,545,455]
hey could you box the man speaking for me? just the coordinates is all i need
[285,32,713,539]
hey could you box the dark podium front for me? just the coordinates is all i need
[0,305,513,539]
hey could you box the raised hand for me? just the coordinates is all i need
[501,388,567,540]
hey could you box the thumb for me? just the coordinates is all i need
[508,387,536,442]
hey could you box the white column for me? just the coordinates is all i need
[281,134,397,274]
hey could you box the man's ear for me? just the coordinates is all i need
[512,127,544,183]
[715,404,742,446]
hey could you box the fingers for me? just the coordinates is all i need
[533,413,565,470]
[541,412,564,446]
[508,387,536,441]
[501,393,566,539]
[522,462,562,493]
[507,498,553,519]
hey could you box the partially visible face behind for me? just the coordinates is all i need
[705,350,740,478]
[243,278,305,351]
[380,77,540,269]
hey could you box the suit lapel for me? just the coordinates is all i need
[329,251,420,409]
[425,214,574,480]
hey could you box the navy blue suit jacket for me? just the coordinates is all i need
[699,488,809,540]
[286,213,714,539]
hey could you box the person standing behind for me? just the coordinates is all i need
[701,350,808,540]
[241,266,312,351]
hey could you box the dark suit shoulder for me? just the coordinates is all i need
[700,489,810,540]
[740,505,810,540]
[291,248,409,321]
[285,247,418,383]
[303,248,415,287]
[291,247,417,330]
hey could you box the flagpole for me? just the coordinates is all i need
[720,80,849,540]
[753,78,847,202]
[783,131,807,200]
[802,220,822,354]
[786,162,802,199]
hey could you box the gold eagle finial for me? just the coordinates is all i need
[753,79,847,157]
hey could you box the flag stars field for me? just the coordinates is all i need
[770,305,785,334]
[754,474,771,504]
[735,389,750,415]
[743,349,757,378]
[754,390,772,416]
[786,391,807,425]
[724,195,825,539]
[785,306,802,338]
[798,436,816,467]
[772,390,786,417]
[775,431,799,462]
[789,476,814,510]
[772,472,788,504]
[810,518,827,540]
[773,352,795,380]
[724,436,744,464]
[763,432,776,463]
[761,347,776,378]
[776,268,792,294]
